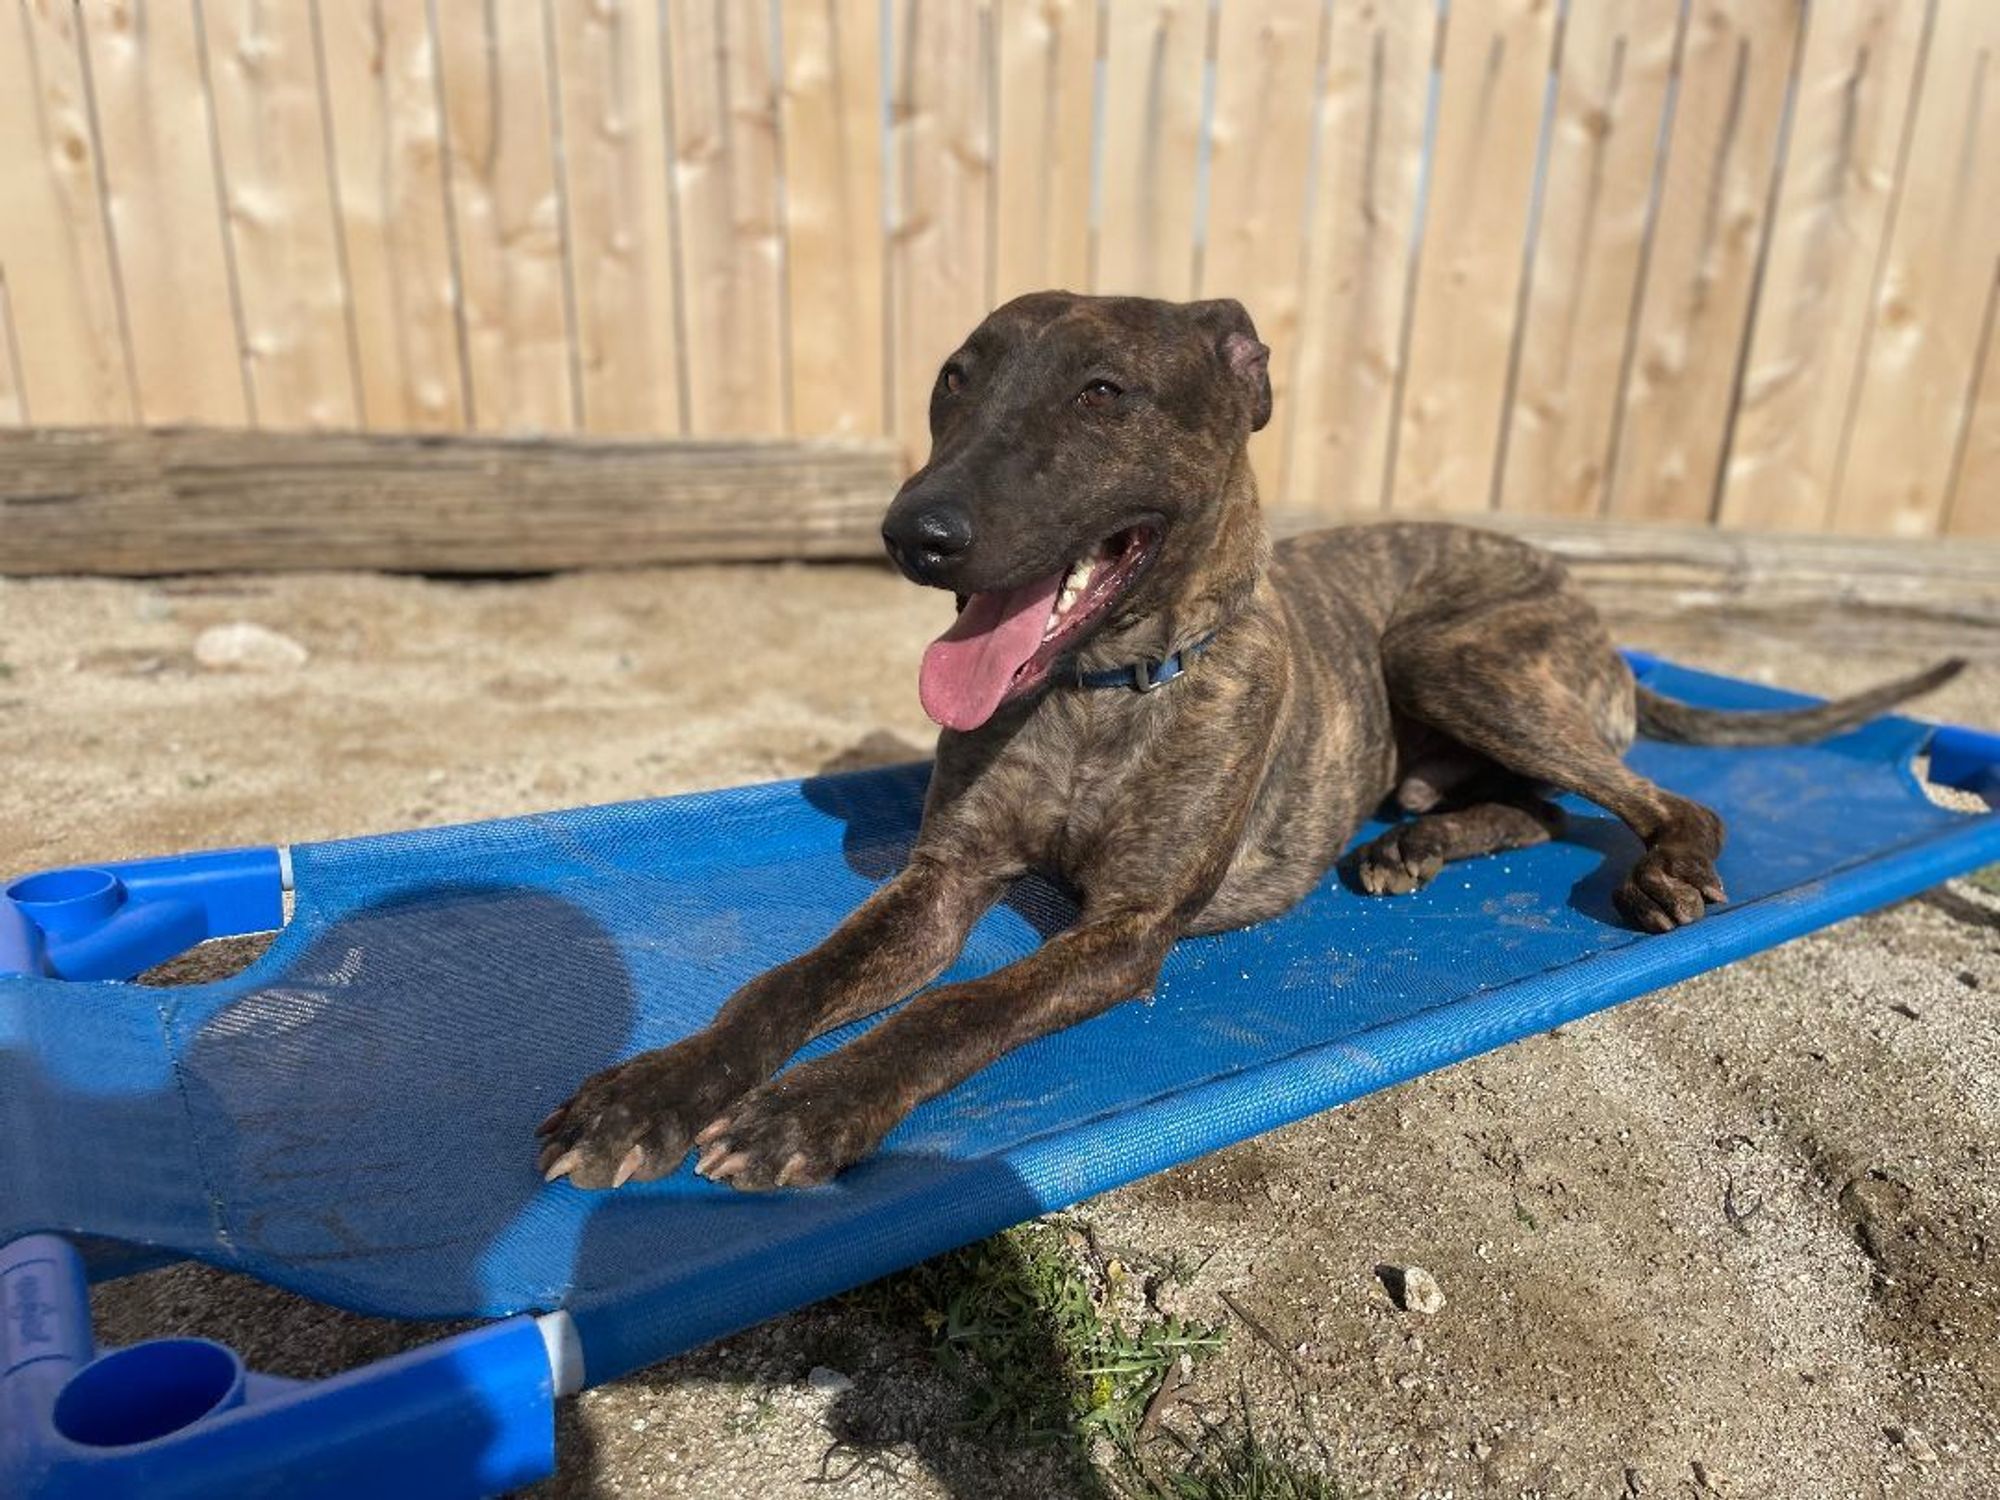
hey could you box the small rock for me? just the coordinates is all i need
[193,622,308,671]
[1959,970,1980,989]
[805,1365,853,1395]
[1378,1263,1446,1315]
[1886,1425,1938,1465]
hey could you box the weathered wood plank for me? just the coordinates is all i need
[1717,0,1932,532]
[432,0,576,432]
[1389,0,1561,516]
[314,0,465,430]
[202,0,360,429]
[1495,0,1684,519]
[1094,0,1207,300]
[1606,0,1803,525]
[0,0,133,424]
[665,0,788,437]
[1944,263,2000,538]
[1267,505,2000,627]
[1833,0,2000,537]
[1202,0,1323,508]
[991,0,1095,304]
[781,0,886,438]
[887,0,994,461]
[79,0,249,426]
[547,0,684,436]
[1281,0,1438,517]
[0,427,901,574]
[0,271,20,424]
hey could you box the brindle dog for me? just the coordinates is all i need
[539,291,1963,1192]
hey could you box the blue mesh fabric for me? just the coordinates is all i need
[4,660,1998,1384]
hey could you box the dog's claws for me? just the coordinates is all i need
[542,1148,582,1183]
[776,1152,812,1188]
[695,1142,731,1177]
[611,1144,645,1189]
[535,1105,567,1138]
[694,1117,730,1146]
[711,1150,752,1182]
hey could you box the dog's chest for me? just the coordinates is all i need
[954,692,1177,871]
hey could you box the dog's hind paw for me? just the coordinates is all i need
[1614,848,1725,933]
[1355,827,1446,896]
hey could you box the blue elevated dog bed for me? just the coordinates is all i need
[4,654,1998,1497]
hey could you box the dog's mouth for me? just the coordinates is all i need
[918,525,1158,732]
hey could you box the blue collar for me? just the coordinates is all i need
[1074,630,1218,693]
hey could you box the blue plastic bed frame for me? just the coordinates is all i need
[4,651,1998,1498]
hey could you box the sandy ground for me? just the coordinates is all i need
[3,557,1997,1499]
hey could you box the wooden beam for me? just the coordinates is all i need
[1271,507,2000,628]
[0,427,900,575]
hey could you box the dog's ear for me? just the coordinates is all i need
[1187,298,1272,433]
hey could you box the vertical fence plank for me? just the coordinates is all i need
[888,0,993,461]
[665,0,788,436]
[1946,266,1999,535]
[1494,0,1683,519]
[991,0,1095,305]
[432,0,575,431]
[1717,0,1932,531]
[1202,0,1323,507]
[1388,0,1561,515]
[80,0,249,425]
[1605,0,1803,525]
[316,1,465,431]
[1834,0,2000,537]
[0,272,22,423]
[1944,265,1999,536]
[202,0,359,429]
[547,0,682,436]
[781,0,886,437]
[0,0,132,423]
[1094,0,1207,300]
[1282,0,1436,518]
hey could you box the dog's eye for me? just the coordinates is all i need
[940,365,966,396]
[1077,379,1121,411]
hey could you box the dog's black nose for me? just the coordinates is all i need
[883,503,974,581]
[909,505,973,557]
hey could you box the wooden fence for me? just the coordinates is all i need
[1,0,1995,538]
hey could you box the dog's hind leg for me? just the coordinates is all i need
[1383,606,1725,933]
[1355,793,1565,894]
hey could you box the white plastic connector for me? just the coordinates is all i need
[535,1311,585,1397]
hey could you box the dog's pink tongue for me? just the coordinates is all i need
[919,573,1062,731]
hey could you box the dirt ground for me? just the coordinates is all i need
[3,555,1997,1499]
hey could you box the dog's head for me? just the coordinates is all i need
[883,292,1271,731]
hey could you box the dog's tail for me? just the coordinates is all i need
[1635,658,1966,746]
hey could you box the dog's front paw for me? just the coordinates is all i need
[538,1035,746,1190]
[1614,848,1726,933]
[692,1063,899,1191]
[1355,825,1446,895]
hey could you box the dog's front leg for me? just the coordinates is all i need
[539,854,1006,1187]
[692,904,1179,1189]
